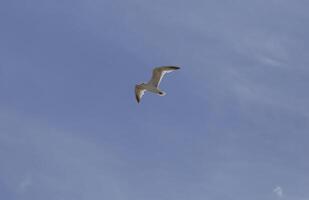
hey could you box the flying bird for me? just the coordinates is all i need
[135,66,180,103]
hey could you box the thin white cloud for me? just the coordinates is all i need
[257,55,282,67]
[18,175,32,193]
[0,110,127,199]
[273,186,284,198]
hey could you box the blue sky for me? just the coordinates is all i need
[1,0,309,199]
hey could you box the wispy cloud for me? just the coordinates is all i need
[257,55,282,67]
[0,110,126,199]
[273,186,284,198]
[18,175,32,193]
[232,30,289,68]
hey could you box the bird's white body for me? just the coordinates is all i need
[135,66,180,103]
[139,83,165,95]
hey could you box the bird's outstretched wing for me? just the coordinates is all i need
[148,66,180,87]
[135,85,146,103]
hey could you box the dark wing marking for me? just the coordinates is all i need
[148,66,180,87]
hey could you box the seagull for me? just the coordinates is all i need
[135,66,180,103]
